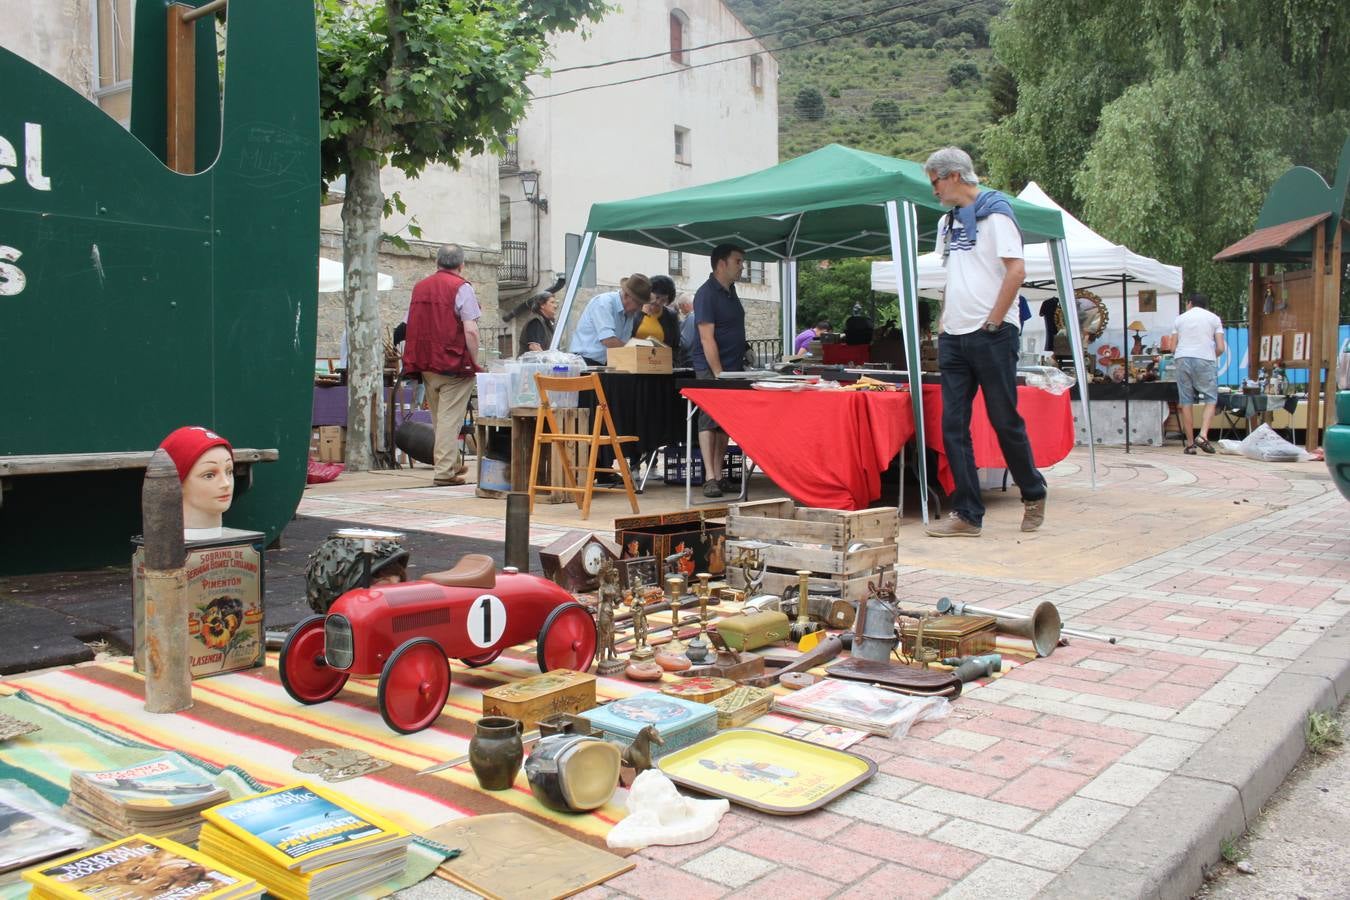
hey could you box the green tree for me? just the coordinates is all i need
[795,87,826,120]
[797,258,897,331]
[983,0,1350,318]
[318,0,606,470]
[946,60,980,87]
[871,98,902,128]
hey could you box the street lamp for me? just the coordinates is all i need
[520,170,548,213]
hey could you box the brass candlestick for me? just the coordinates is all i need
[729,541,767,595]
[663,574,688,653]
[789,569,824,642]
[684,572,714,663]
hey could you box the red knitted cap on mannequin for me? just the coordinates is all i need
[158,426,233,481]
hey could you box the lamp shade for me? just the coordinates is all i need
[1128,320,1146,332]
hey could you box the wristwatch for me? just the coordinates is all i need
[981,321,1001,333]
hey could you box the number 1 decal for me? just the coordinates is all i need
[468,594,507,648]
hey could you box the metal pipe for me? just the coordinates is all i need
[180,0,227,23]
[936,597,1118,644]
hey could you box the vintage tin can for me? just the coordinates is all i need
[481,669,597,730]
[586,693,717,759]
[660,676,737,704]
[710,686,774,728]
[899,615,996,660]
[714,611,791,651]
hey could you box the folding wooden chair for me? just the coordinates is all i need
[528,373,640,518]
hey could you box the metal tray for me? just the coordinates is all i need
[656,728,876,814]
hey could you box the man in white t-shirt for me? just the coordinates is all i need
[1171,293,1226,454]
[923,147,1047,538]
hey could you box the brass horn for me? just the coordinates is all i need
[937,597,1062,657]
[936,596,1116,650]
[992,602,1062,658]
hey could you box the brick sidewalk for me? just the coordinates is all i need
[313,448,1346,900]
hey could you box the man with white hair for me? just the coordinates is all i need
[923,147,1046,537]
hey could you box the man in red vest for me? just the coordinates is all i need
[403,245,482,485]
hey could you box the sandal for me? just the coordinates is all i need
[1183,444,1197,455]
[1194,436,1216,454]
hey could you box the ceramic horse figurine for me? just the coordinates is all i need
[616,725,664,775]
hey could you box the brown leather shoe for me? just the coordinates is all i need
[926,513,981,537]
[453,462,469,477]
[1022,497,1046,532]
[433,476,466,486]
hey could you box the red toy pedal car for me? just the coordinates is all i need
[279,554,596,733]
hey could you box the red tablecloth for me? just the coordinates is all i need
[681,385,1075,510]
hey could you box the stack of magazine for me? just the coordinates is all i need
[0,780,91,886]
[66,754,228,840]
[23,833,260,899]
[198,783,410,900]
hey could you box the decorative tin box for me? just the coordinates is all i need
[585,693,717,760]
[710,686,774,728]
[481,670,597,730]
[898,615,995,660]
[714,611,790,651]
[660,677,737,704]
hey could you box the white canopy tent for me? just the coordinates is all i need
[319,256,393,293]
[872,182,1183,358]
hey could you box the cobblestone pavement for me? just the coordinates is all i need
[313,446,1348,899]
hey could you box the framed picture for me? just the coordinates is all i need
[616,555,659,592]
[1137,289,1157,313]
[1270,334,1283,361]
[1292,332,1306,360]
[1259,335,1271,362]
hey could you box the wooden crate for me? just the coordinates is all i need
[726,499,898,603]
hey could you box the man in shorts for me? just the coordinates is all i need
[1171,292,1225,454]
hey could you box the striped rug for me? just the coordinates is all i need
[1,652,656,851]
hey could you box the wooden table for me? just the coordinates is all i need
[474,407,590,502]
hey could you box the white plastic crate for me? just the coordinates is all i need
[475,373,511,418]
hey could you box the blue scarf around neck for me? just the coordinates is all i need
[943,189,1021,260]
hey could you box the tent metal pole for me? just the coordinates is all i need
[1051,239,1097,488]
[550,231,594,351]
[885,199,930,524]
[779,259,793,358]
[1122,273,1130,453]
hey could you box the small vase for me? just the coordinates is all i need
[469,716,523,791]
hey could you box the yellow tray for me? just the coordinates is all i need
[656,728,876,814]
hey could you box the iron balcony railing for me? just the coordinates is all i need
[498,240,529,287]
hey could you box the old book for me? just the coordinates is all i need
[0,780,90,874]
[773,678,948,738]
[66,754,228,839]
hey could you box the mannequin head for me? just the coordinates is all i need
[158,426,235,535]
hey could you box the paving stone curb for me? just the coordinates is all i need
[1041,619,1350,899]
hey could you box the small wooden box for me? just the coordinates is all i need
[714,611,790,651]
[607,341,673,374]
[710,686,774,728]
[586,694,717,759]
[481,669,597,730]
[661,677,737,704]
[899,616,996,660]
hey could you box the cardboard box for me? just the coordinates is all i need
[481,669,597,730]
[615,507,728,577]
[607,339,673,374]
[309,428,320,459]
[318,425,345,462]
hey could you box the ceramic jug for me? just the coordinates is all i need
[469,716,523,790]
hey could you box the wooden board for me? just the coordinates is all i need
[728,499,897,546]
[430,813,634,899]
[729,541,897,576]
[729,568,877,603]
[0,447,277,476]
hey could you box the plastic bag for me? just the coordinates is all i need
[306,460,345,483]
[1216,423,1315,462]
[1019,365,1076,396]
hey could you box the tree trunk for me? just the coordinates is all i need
[341,148,387,471]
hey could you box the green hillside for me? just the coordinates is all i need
[725,0,1003,163]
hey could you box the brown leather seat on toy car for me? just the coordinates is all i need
[421,553,496,589]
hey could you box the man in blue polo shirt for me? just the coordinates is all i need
[691,244,747,498]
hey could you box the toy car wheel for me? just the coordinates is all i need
[378,637,451,734]
[459,648,503,668]
[536,603,598,673]
[279,615,349,704]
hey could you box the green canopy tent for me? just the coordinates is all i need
[553,144,1096,519]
